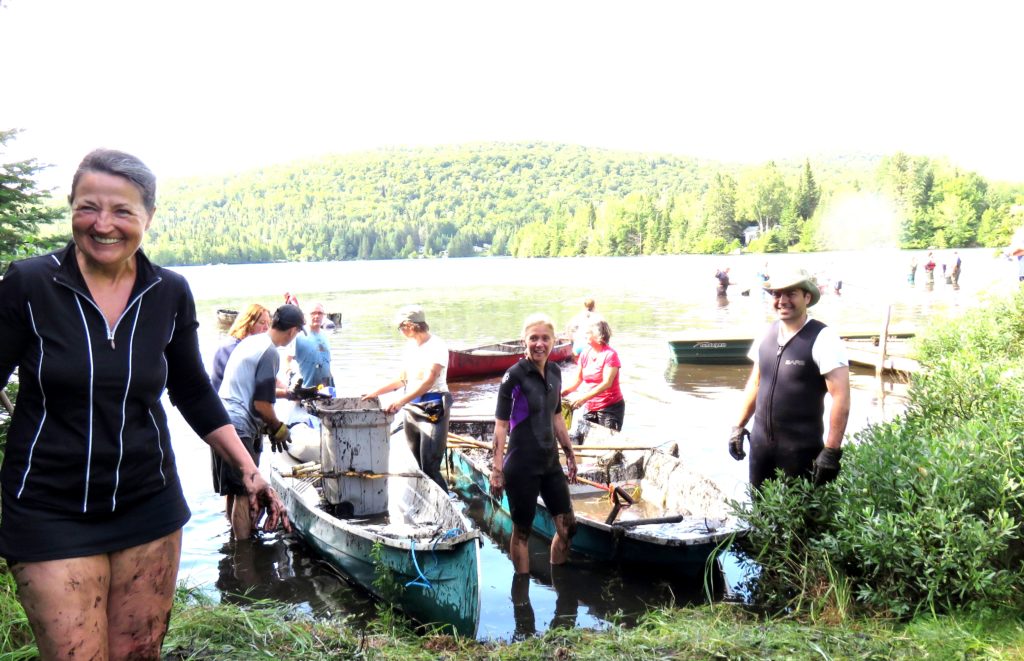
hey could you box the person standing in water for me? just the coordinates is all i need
[288,301,335,388]
[561,317,625,431]
[362,305,452,490]
[491,313,578,575]
[715,267,732,297]
[566,297,596,361]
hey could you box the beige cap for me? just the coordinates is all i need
[394,305,426,327]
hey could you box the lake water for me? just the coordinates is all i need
[167,249,1015,640]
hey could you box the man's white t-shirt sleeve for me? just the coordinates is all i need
[812,326,849,375]
[747,324,848,374]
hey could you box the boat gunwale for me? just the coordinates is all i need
[451,449,741,548]
[446,422,745,549]
[272,466,479,551]
[669,329,916,345]
[454,338,573,355]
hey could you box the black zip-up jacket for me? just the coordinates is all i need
[752,319,827,449]
[0,243,229,514]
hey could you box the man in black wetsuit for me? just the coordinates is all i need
[729,270,851,490]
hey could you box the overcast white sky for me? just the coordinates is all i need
[2,0,1022,192]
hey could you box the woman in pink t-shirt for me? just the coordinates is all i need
[560,318,625,430]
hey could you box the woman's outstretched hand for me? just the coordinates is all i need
[247,472,292,533]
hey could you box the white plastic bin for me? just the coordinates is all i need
[313,397,393,516]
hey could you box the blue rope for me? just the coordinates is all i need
[405,539,432,590]
[404,528,464,591]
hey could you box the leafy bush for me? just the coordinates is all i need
[733,289,1024,618]
[837,419,1023,616]
[731,478,839,613]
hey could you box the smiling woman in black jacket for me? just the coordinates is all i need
[0,149,290,660]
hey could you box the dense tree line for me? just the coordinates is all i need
[3,135,1023,268]
[141,143,1022,265]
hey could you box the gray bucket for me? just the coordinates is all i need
[312,397,394,516]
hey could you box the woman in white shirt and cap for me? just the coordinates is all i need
[363,305,452,490]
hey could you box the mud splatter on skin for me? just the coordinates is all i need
[107,536,180,659]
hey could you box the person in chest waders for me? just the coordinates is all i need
[728,269,851,491]
[490,314,579,576]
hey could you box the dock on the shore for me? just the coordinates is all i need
[844,338,920,375]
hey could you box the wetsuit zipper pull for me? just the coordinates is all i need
[776,344,783,357]
[109,333,116,350]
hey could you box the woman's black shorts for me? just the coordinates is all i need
[503,457,572,530]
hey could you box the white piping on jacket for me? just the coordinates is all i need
[112,302,144,509]
[151,316,177,485]
[73,296,95,513]
[16,303,47,500]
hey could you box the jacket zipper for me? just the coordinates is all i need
[54,276,163,349]
[767,334,787,444]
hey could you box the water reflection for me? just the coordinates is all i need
[665,363,747,398]
[213,535,375,623]
[510,573,535,641]
[549,565,579,631]
[506,546,726,639]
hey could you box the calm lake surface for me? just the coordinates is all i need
[167,249,1014,641]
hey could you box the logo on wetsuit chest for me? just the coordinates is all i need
[784,359,807,366]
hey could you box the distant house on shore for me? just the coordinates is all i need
[743,225,760,245]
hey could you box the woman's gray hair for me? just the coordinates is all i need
[521,313,556,338]
[69,149,157,214]
[589,318,612,344]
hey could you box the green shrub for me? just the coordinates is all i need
[732,289,1024,618]
[731,477,839,615]
[837,419,1023,616]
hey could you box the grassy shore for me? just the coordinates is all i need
[160,594,1024,660]
[1,569,1022,660]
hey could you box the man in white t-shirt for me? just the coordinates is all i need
[729,270,850,490]
[362,305,451,490]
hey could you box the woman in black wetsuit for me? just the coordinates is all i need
[490,313,578,574]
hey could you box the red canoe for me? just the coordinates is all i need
[447,338,574,380]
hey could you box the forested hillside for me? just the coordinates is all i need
[142,142,1024,266]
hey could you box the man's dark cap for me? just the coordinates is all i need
[273,304,306,332]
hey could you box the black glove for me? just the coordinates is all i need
[729,426,749,460]
[270,422,292,453]
[812,447,843,486]
[289,378,321,401]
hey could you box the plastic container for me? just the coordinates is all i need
[312,396,394,516]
